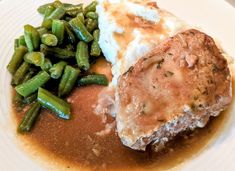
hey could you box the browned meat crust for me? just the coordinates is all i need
[116,29,232,151]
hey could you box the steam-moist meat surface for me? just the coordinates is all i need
[117,29,232,151]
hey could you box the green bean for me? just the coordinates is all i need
[41,33,58,46]
[63,3,74,7]
[78,74,109,86]
[69,17,93,43]
[76,12,85,24]
[65,44,74,51]
[93,29,100,41]
[76,41,90,70]
[15,71,50,97]
[41,58,52,72]
[24,52,45,67]
[49,61,67,79]
[90,41,101,57]
[24,25,40,52]
[18,102,41,133]
[22,93,37,105]
[37,27,48,37]
[65,4,83,17]
[41,5,55,29]
[12,62,30,85]
[37,3,53,15]
[85,12,98,20]
[68,44,75,50]
[7,46,28,74]
[85,18,98,33]
[44,5,55,19]
[37,2,72,15]
[18,35,26,47]
[53,0,63,8]
[54,1,73,8]
[42,19,53,30]
[40,44,75,59]
[48,6,66,20]
[84,1,98,14]
[58,65,80,97]
[43,6,66,29]
[14,93,23,106]
[52,19,65,45]
[37,87,70,120]
[14,39,19,50]
[21,69,35,83]
[14,69,35,108]
[64,22,76,44]
[90,29,101,57]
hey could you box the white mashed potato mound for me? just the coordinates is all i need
[97,0,188,86]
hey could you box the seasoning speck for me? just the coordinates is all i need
[156,59,164,69]
[164,71,174,77]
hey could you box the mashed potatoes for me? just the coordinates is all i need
[97,0,188,86]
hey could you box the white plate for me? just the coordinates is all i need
[0,0,235,170]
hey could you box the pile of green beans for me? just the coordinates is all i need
[8,0,109,133]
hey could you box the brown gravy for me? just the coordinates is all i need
[13,63,234,171]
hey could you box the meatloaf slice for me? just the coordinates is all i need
[116,29,232,151]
